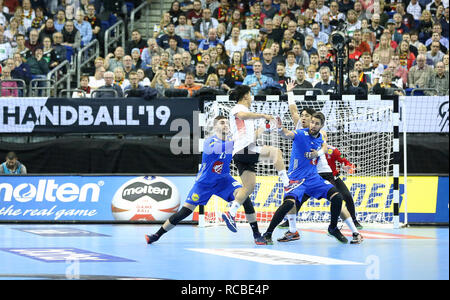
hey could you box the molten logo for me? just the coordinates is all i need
[121,181,172,202]
[0,180,100,203]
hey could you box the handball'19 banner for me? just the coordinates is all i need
[0,97,201,134]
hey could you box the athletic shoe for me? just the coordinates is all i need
[262,232,274,245]
[277,220,289,229]
[145,234,159,244]
[350,232,364,244]
[222,212,237,233]
[277,231,300,242]
[327,227,348,244]
[353,220,363,230]
[254,234,268,245]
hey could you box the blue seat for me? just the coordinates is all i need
[125,2,134,15]
[245,65,254,75]
[101,20,110,32]
[65,46,74,62]
[235,81,242,86]
[182,39,190,51]
[109,14,118,26]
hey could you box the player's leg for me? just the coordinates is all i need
[223,169,256,232]
[219,178,266,244]
[263,182,305,244]
[340,206,364,244]
[263,198,296,244]
[146,183,208,244]
[259,145,290,187]
[277,200,302,242]
[227,148,259,208]
[326,187,348,243]
[145,203,196,244]
[278,194,307,229]
[306,174,346,243]
[335,177,362,229]
[222,149,259,231]
[241,197,267,245]
[313,173,362,243]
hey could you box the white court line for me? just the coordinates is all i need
[187,248,364,265]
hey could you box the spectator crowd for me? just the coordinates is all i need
[1,0,449,98]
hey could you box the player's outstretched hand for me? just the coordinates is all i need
[276,116,283,129]
[263,114,274,121]
[286,78,298,93]
[342,164,356,174]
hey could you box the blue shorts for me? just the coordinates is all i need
[185,176,242,206]
[284,172,334,203]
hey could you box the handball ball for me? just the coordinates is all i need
[111,176,180,221]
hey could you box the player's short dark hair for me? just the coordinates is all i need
[312,112,325,125]
[6,152,17,160]
[213,115,227,125]
[230,85,251,102]
[300,107,316,116]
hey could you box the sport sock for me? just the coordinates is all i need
[287,214,297,233]
[249,222,260,237]
[344,217,358,234]
[156,227,167,237]
[266,200,295,234]
[278,170,290,187]
[228,201,241,217]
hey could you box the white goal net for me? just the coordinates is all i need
[200,95,395,226]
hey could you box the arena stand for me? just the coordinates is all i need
[0,0,448,226]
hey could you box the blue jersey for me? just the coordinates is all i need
[1,162,22,174]
[288,128,325,180]
[186,135,241,206]
[195,135,234,185]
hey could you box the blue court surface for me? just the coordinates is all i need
[0,223,448,280]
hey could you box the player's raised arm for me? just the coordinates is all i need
[234,111,273,121]
[276,116,295,140]
[286,79,300,126]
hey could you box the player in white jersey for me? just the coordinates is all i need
[222,85,291,233]
[276,79,363,244]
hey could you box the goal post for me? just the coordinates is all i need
[198,94,403,228]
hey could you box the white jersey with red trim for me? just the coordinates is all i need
[317,152,332,173]
[230,104,259,156]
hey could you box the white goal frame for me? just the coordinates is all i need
[197,94,405,229]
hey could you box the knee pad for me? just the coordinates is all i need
[168,206,193,225]
[327,186,339,199]
[327,187,343,204]
[282,198,295,210]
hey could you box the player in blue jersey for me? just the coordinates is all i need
[262,112,349,244]
[145,116,268,245]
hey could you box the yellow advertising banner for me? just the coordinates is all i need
[204,176,438,215]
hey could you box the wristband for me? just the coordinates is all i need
[287,92,295,106]
[317,149,324,157]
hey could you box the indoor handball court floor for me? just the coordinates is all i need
[0,223,448,280]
